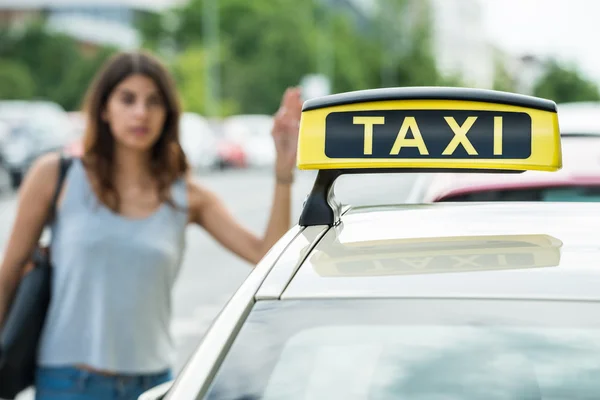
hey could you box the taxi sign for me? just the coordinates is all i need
[297,87,563,227]
[297,87,561,171]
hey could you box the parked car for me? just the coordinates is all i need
[409,101,600,204]
[0,120,9,161]
[420,133,600,203]
[219,114,275,169]
[179,112,220,171]
[556,101,600,137]
[62,112,220,172]
[0,101,76,189]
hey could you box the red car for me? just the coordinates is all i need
[421,136,600,203]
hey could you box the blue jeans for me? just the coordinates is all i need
[34,366,172,400]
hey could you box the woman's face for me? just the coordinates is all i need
[102,73,167,152]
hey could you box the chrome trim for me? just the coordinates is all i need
[340,203,352,215]
[164,225,304,400]
[255,205,351,300]
[279,293,600,302]
[255,226,329,300]
[138,381,173,400]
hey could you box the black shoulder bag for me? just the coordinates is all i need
[0,155,73,399]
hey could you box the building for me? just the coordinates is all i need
[492,49,549,95]
[329,0,496,89]
[0,0,186,50]
[427,0,495,88]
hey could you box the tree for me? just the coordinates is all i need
[391,0,456,87]
[0,60,36,100]
[55,46,118,110]
[215,0,318,113]
[172,46,239,116]
[533,60,600,103]
[1,24,80,102]
[492,54,516,93]
[136,0,449,114]
[0,23,117,110]
[138,0,319,114]
[327,11,383,93]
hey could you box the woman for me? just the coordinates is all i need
[0,51,302,399]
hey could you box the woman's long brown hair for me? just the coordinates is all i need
[80,51,189,212]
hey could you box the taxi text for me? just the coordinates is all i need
[324,110,532,159]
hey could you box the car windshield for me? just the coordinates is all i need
[438,186,600,202]
[202,299,600,400]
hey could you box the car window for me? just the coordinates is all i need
[438,186,600,202]
[201,299,600,400]
[541,187,600,201]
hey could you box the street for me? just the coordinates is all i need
[1,168,419,399]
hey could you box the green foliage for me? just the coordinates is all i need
[1,0,475,115]
[215,0,317,114]
[533,59,600,103]
[0,59,36,100]
[437,72,466,87]
[0,24,117,110]
[172,45,239,116]
[492,56,515,93]
[137,0,449,115]
[135,11,166,50]
[394,9,441,87]
[387,0,465,88]
[1,24,79,101]
[52,46,118,110]
[328,12,382,93]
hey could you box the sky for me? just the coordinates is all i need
[480,0,600,83]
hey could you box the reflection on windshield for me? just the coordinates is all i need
[203,299,600,400]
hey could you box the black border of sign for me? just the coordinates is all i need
[302,87,557,113]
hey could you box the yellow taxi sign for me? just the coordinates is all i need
[297,87,562,172]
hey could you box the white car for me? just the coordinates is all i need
[403,101,600,203]
[557,101,600,137]
[179,112,220,171]
[137,87,600,400]
[220,115,275,168]
[0,101,76,189]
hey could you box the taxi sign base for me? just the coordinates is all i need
[299,168,523,227]
[299,170,344,227]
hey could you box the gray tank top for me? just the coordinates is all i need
[37,158,189,373]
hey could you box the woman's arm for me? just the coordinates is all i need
[188,87,302,265]
[187,177,292,265]
[0,153,61,329]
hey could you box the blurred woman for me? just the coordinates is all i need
[0,50,302,400]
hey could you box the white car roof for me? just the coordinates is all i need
[256,202,600,302]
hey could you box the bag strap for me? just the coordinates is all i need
[47,154,73,225]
